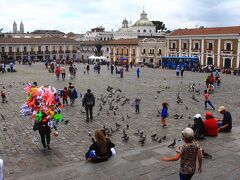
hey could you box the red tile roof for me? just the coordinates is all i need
[0,37,78,44]
[170,26,240,36]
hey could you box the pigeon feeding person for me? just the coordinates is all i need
[162,128,203,180]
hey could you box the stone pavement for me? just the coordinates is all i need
[0,63,240,179]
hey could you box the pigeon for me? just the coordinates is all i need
[115,89,122,93]
[122,116,125,121]
[151,134,157,138]
[134,130,140,136]
[113,111,116,116]
[158,139,162,143]
[123,136,129,141]
[140,131,144,137]
[126,124,129,129]
[110,128,115,133]
[9,85,12,88]
[3,127,7,131]
[185,106,189,110]
[88,131,92,137]
[139,136,146,146]
[123,129,126,135]
[116,123,121,127]
[162,136,166,140]
[2,86,5,89]
[63,120,69,124]
[1,114,5,120]
[179,114,183,119]
[122,133,127,139]
[202,150,212,159]
[152,136,158,141]
[168,139,176,148]
[127,114,131,119]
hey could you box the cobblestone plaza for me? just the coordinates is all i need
[0,63,240,179]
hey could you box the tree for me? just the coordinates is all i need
[151,21,167,32]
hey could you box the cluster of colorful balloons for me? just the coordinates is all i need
[20,82,64,129]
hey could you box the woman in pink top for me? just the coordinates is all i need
[204,90,215,110]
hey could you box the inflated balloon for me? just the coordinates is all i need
[20,83,64,130]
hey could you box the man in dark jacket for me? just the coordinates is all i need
[82,89,95,121]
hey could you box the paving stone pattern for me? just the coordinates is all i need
[0,63,240,179]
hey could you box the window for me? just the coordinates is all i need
[149,49,154,54]
[106,48,109,51]
[172,43,176,49]
[116,48,118,55]
[194,43,199,50]
[121,49,124,55]
[38,46,41,51]
[126,49,128,55]
[149,30,152,33]
[183,43,187,50]
[143,29,146,33]
[138,30,140,32]
[60,46,62,51]
[158,49,162,55]
[24,46,27,52]
[226,43,231,51]
[1,47,5,53]
[45,46,49,51]
[9,47,12,52]
[66,46,69,51]
[143,49,146,54]
[31,47,34,52]
[208,43,213,50]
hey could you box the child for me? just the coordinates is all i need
[204,90,215,110]
[135,98,141,113]
[162,128,202,180]
[161,102,168,127]
[1,90,7,103]
[62,87,69,105]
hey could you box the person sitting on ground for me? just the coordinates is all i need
[162,128,202,180]
[85,129,115,163]
[218,106,232,133]
[203,112,218,136]
[190,114,205,140]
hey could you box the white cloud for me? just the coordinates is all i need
[0,0,240,33]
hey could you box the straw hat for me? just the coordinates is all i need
[218,106,226,112]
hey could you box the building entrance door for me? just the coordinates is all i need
[224,58,231,68]
[207,57,213,65]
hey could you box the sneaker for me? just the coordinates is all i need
[162,124,168,128]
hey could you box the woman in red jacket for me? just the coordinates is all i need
[204,112,218,136]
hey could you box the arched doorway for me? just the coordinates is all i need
[150,58,154,63]
[207,57,213,65]
[224,58,231,68]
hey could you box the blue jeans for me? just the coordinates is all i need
[205,100,215,109]
[179,173,193,180]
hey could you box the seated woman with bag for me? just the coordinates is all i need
[85,129,115,163]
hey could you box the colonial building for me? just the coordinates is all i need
[0,37,79,61]
[78,27,113,41]
[139,38,166,65]
[167,26,240,69]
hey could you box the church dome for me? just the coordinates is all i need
[133,11,154,26]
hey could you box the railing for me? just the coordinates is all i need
[45,51,50,54]
[65,50,71,53]
[52,51,57,54]
[23,51,28,55]
[131,54,136,56]
[37,51,43,54]
[72,50,77,53]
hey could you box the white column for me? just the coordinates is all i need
[189,39,192,56]
[167,39,169,56]
[237,39,240,68]
[129,46,132,63]
[201,38,204,65]
[217,38,221,67]
[179,39,182,56]
[136,46,140,63]
[113,47,116,62]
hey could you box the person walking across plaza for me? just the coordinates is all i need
[218,106,232,133]
[135,97,141,113]
[55,65,60,80]
[86,64,90,74]
[136,67,140,78]
[82,89,95,121]
[110,64,114,75]
[37,112,52,150]
[68,82,78,106]
[162,128,202,180]
[1,63,6,73]
[161,102,168,128]
[176,65,180,77]
[204,90,215,110]
[62,87,69,105]
[180,66,184,77]
[9,61,14,72]
[60,65,66,80]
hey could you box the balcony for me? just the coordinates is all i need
[110,53,114,56]
[37,51,43,55]
[72,50,77,53]
[131,54,136,56]
[0,52,7,56]
[65,50,71,53]
[30,51,35,55]
[59,51,64,54]
[124,54,129,56]
[23,51,28,55]
[148,53,154,57]
[8,52,14,56]
[45,51,50,54]
[191,49,201,53]
[52,51,57,54]
[221,49,233,54]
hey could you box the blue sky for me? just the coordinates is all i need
[1,0,240,33]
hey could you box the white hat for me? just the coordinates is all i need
[193,114,201,119]
[218,106,226,112]
[182,128,194,140]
